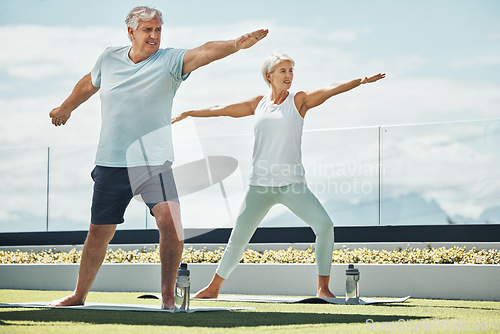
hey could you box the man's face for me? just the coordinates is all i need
[129,17,162,57]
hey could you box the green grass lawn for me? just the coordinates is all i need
[0,289,499,333]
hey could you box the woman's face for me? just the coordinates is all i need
[267,60,294,90]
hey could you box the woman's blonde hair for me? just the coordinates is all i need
[261,53,295,86]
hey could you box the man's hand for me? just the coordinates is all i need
[48,74,98,127]
[235,29,269,50]
[182,29,269,75]
[49,107,71,126]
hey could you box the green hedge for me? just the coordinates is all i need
[1,246,498,264]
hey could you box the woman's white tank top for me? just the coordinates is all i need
[249,91,306,186]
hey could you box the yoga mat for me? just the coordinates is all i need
[138,294,411,305]
[214,295,411,305]
[0,302,254,313]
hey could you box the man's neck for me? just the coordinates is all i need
[128,47,154,64]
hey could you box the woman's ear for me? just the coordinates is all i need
[266,72,272,85]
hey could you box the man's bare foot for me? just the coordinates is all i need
[193,285,219,299]
[161,297,175,310]
[317,288,336,298]
[46,293,85,307]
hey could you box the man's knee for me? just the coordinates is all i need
[153,202,184,240]
[156,213,176,231]
[87,224,116,244]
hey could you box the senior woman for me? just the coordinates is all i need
[172,53,385,298]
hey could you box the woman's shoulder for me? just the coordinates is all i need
[252,94,266,103]
[293,91,307,103]
[255,92,269,103]
[292,90,306,96]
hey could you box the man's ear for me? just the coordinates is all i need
[128,27,135,40]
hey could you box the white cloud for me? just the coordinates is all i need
[7,63,64,80]
[323,27,372,43]
[314,77,500,129]
[0,94,101,149]
[451,54,500,68]
[0,25,128,80]
[1,23,499,147]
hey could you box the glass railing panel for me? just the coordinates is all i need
[47,146,94,231]
[171,128,254,233]
[48,146,148,231]
[380,120,500,225]
[185,126,380,228]
[302,127,380,226]
[3,119,497,235]
[0,147,48,232]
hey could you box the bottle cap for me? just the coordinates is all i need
[346,264,359,275]
[178,263,190,276]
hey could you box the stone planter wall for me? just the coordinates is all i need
[1,263,498,301]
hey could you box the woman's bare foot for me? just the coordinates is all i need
[193,274,225,299]
[317,275,335,298]
[46,293,85,307]
[193,285,220,299]
[317,287,336,298]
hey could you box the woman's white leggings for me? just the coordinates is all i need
[216,183,335,278]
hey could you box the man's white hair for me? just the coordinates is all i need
[261,53,295,87]
[125,6,163,40]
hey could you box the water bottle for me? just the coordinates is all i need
[174,263,190,312]
[345,264,360,304]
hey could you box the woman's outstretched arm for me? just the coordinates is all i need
[172,95,263,124]
[295,73,385,117]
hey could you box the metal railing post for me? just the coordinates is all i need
[46,147,50,232]
[378,127,382,226]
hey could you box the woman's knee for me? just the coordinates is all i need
[227,229,253,250]
[313,218,334,238]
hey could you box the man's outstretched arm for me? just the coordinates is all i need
[182,29,268,75]
[49,73,99,126]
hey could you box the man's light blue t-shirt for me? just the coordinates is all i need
[91,46,189,167]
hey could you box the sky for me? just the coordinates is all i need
[0,0,499,231]
[1,0,499,148]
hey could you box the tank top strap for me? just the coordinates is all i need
[284,91,297,111]
[255,92,271,111]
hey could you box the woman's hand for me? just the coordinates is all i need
[171,112,188,124]
[361,73,386,84]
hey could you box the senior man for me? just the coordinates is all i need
[48,6,268,310]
